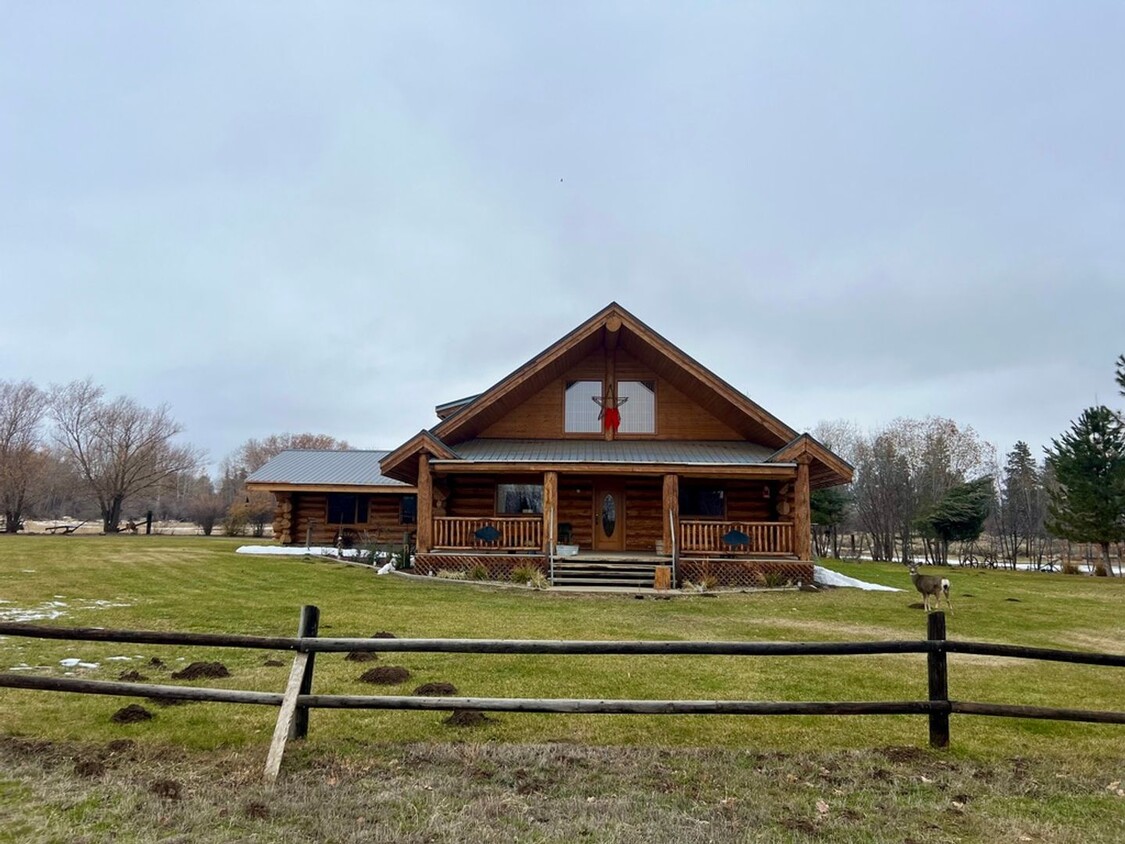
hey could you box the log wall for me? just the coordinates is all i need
[285,492,413,547]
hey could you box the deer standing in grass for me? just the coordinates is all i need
[907,563,952,613]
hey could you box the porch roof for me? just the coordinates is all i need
[446,438,778,465]
[246,449,410,488]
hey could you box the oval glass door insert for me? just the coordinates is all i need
[601,494,617,538]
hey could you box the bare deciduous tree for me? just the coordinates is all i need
[230,432,352,477]
[0,380,47,532]
[49,379,201,533]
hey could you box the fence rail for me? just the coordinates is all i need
[0,611,1122,782]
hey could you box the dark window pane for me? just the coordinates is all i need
[400,495,417,525]
[679,485,725,518]
[497,484,543,514]
[327,493,359,524]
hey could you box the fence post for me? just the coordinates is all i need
[291,605,319,740]
[927,611,950,748]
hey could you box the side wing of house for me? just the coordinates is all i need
[380,304,852,581]
[245,450,418,547]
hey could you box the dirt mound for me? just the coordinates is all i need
[104,739,134,755]
[244,801,270,819]
[74,758,105,778]
[118,670,148,682]
[358,666,412,684]
[171,661,230,680]
[263,658,286,667]
[111,704,153,724]
[444,709,493,728]
[414,682,457,696]
[148,657,166,668]
[371,631,397,638]
[345,651,379,662]
[150,778,181,800]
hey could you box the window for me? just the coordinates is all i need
[564,380,603,433]
[400,495,417,525]
[327,493,368,524]
[497,483,543,515]
[679,484,725,518]
[617,380,655,434]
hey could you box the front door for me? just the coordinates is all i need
[593,482,626,551]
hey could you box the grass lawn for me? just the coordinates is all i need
[0,535,1122,842]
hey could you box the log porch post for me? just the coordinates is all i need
[662,473,679,555]
[794,455,811,561]
[417,454,433,554]
[543,471,558,555]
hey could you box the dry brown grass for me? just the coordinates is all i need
[1,736,1122,843]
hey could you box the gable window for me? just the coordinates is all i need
[617,380,656,434]
[400,495,417,525]
[327,493,368,524]
[564,380,603,433]
[679,484,725,518]
[497,483,543,515]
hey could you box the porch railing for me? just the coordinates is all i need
[679,520,793,556]
[432,516,543,551]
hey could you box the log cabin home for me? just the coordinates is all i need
[245,450,417,549]
[374,303,853,588]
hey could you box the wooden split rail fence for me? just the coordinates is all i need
[0,611,1123,782]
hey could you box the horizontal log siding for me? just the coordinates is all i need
[287,492,410,547]
[558,475,595,549]
[477,349,743,440]
[725,480,775,521]
[444,476,499,519]
[624,477,663,551]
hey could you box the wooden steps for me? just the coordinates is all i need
[551,559,659,589]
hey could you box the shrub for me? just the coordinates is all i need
[1061,560,1082,575]
[763,571,788,588]
[510,566,535,585]
[436,569,466,580]
[468,564,490,581]
[527,571,549,590]
[221,510,247,537]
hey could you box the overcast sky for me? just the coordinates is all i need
[2,2,1123,472]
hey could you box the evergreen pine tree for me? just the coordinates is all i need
[1045,406,1125,576]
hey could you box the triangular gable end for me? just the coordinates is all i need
[432,302,799,448]
[379,430,458,485]
[768,433,854,490]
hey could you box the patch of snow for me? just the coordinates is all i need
[8,664,39,672]
[59,658,100,669]
[236,545,369,559]
[106,656,133,661]
[376,562,395,575]
[814,565,902,592]
[0,605,68,623]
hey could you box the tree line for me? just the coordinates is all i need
[0,377,347,536]
[812,355,1125,576]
